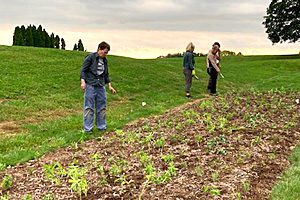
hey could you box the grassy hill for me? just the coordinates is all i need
[0,45,299,167]
[0,45,300,198]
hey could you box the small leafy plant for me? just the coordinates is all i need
[1,174,12,190]
[67,165,88,199]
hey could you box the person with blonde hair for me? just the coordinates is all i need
[183,42,195,98]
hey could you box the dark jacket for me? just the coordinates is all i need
[80,52,110,86]
[183,51,195,70]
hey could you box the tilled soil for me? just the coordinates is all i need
[0,91,299,200]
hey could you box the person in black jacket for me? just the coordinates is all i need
[80,41,116,133]
[183,42,195,98]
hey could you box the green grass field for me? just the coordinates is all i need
[0,45,299,198]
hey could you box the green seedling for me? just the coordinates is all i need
[242,181,250,193]
[236,192,242,200]
[175,123,184,131]
[142,125,151,132]
[1,175,12,190]
[143,132,154,144]
[199,100,213,110]
[109,164,123,177]
[155,137,166,149]
[114,174,134,186]
[42,193,55,200]
[22,194,32,200]
[195,134,203,144]
[186,119,196,125]
[161,154,174,163]
[115,129,125,137]
[251,136,261,146]
[43,162,67,185]
[194,166,203,177]
[137,151,151,166]
[0,194,9,200]
[210,188,221,196]
[0,164,6,172]
[67,165,88,199]
[211,171,219,182]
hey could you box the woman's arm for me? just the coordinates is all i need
[208,55,220,72]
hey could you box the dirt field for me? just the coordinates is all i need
[0,91,299,200]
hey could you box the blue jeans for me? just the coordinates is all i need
[83,84,106,132]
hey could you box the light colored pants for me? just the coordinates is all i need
[83,84,106,132]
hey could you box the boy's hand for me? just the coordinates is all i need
[81,79,86,91]
[109,85,117,94]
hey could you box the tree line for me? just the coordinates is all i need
[158,50,243,58]
[13,24,85,51]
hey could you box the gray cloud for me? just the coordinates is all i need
[1,0,270,33]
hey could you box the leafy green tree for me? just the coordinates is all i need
[78,39,84,51]
[73,43,78,51]
[263,0,300,43]
[61,38,66,50]
[55,35,60,49]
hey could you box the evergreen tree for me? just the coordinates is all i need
[13,26,23,45]
[77,39,84,51]
[73,43,78,51]
[61,38,66,50]
[50,33,55,48]
[43,29,50,48]
[54,35,60,49]
[32,25,39,47]
[263,0,300,43]
[20,25,26,45]
[25,25,34,46]
[37,25,44,47]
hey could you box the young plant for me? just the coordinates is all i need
[67,165,88,199]
[195,134,203,145]
[22,194,32,200]
[109,164,122,177]
[41,193,55,200]
[1,174,12,190]
[251,136,261,146]
[242,181,250,193]
[114,174,134,186]
[142,132,154,145]
[211,171,219,182]
[194,166,203,177]
[155,137,166,149]
[0,194,9,200]
[161,154,174,163]
[0,164,6,172]
[43,162,66,185]
[138,151,151,167]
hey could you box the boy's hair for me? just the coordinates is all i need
[213,42,221,48]
[98,41,110,51]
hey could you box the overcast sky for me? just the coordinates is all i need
[0,0,299,58]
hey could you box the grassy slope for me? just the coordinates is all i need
[0,45,299,197]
